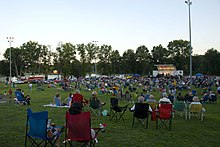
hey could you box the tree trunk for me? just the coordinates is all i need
[14,62,19,77]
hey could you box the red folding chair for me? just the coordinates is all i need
[156,104,174,131]
[65,111,106,147]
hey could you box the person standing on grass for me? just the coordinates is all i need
[29,83,33,92]
[8,89,12,103]
[3,91,7,101]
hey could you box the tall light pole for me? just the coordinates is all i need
[6,37,14,84]
[185,0,192,88]
[92,41,98,76]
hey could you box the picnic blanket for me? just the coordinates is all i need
[43,104,69,108]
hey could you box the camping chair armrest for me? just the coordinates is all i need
[119,104,129,109]
[129,108,134,112]
[92,124,107,133]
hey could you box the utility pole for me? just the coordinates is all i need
[6,36,14,83]
[92,41,98,76]
[185,0,193,88]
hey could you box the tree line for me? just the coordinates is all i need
[1,39,219,78]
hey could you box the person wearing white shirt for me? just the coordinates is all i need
[130,96,152,112]
[158,93,172,104]
[29,83,33,92]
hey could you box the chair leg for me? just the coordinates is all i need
[185,110,187,119]
[118,109,127,121]
[201,112,204,121]
[132,117,135,127]
[146,118,148,129]
[169,118,172,131]
[110,112,117,120]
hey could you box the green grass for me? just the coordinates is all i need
[0,83,220,147]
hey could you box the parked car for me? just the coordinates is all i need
[13,80,25,84]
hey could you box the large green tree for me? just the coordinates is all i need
[4,47,24,77]
[121,49,136,74]
[110,50,121,74]
[192,54,205,74]
[204,48,220,75]
[76,43,87,77]
[85,42,99,74]
[151,44,169,64]
[135,45,152,75]
[97,44,112,75]
[167,39,190,73]
[54,42,76,77]
[20,41,43,74]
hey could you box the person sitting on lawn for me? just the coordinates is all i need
[189,96,205,112]
[201,92,209,103]
[63,93,72,106]
[209,91,217,103]
[25,94,31,105]
[130,96,152,112]
[176,92,185,102]
[146,94,157,103]
[158,93,172,104]
[72,90,87,109]
[89,91,105,111]
[53,93,62,106]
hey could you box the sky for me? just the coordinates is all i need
[0,0,220,59]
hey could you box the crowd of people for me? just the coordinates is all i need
[48,75,219,121]
[2,75,219,147]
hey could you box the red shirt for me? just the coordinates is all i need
[9,89,12,95]
[72,93,83,104]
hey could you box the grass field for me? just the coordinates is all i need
[0,83,219,147]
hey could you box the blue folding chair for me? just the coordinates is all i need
[25,108,63,147]
[15,91,24,105]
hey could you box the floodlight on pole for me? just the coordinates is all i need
[6,36,14,84]
[92,41,98,76]
[185,0,193,88]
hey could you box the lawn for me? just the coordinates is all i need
[0,83,219,147]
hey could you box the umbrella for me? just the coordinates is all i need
[195,73,204,77]
[133,73,140,77]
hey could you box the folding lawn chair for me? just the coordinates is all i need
[25,108,64,147]
[132,103,149,129]
[156,104,174,131]
[110,98,129,121]
[147,102,158,121]
[173,101,187,119]
[15,91,24,105]
[65,111,106,147]
[188,104,204,121]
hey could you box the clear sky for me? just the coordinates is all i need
[0,0,220,59]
